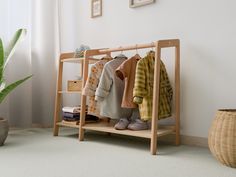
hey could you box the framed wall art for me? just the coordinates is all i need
[129,0,155,8]
[91,0,102,18]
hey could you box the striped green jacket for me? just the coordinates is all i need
[133,52,173,121]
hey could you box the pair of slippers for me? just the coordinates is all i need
[114,118,150,131]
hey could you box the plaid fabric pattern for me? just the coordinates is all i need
[133,52,173,121]
[82,57,111,116]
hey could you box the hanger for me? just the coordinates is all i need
[115,46,127,59]
[146,42,155,58]
[149,42,155,53]
[134,44,141,60]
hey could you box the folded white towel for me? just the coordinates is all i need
[62,106,81,113]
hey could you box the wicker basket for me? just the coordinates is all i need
[67,80,82,91]
[208,109,236,168]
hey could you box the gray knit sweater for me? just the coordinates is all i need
[95,56,132,119]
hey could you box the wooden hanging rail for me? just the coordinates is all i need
[99,39,179,53]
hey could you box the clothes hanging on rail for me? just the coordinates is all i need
[115,55,140,108]
[95,55,132,119]
[133,51,173,121]
[82,56,112,116]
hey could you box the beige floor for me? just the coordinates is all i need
[0,128,235,177]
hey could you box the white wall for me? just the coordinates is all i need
[66,0,236,138]
[59,0,82,107]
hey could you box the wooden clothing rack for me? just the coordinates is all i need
[79,39,180,155]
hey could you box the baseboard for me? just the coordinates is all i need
[158,134,208,148]
[9,124,53,130]
[180,135,208,147]
[31,124,52,128]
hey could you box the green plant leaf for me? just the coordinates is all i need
[0,82,6,92]
[3,29,27,69]
[0,75,32,104]
[0,38,4,83]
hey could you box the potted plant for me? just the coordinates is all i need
[0,29,32,146]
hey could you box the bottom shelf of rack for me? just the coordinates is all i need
[56,120,99,129]
[56,121,80,128]
[82,121,175,139]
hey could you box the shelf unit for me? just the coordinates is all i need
[53,39,180,155]
[78,39,180,155]
[53,52,98,134]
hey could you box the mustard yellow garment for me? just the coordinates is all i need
[133,52,173,121]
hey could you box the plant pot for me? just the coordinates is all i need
[208,109,236,168]
[0,117,9,146]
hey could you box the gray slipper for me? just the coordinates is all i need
[128,119,150,131]
[114,118,129,130]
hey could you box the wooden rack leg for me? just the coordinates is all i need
[53,60,63,136]
[79,95,86,141]
[80,62,84,78]
[150,42,161,155]
[79,53,89,141]
[175,42,180,145]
